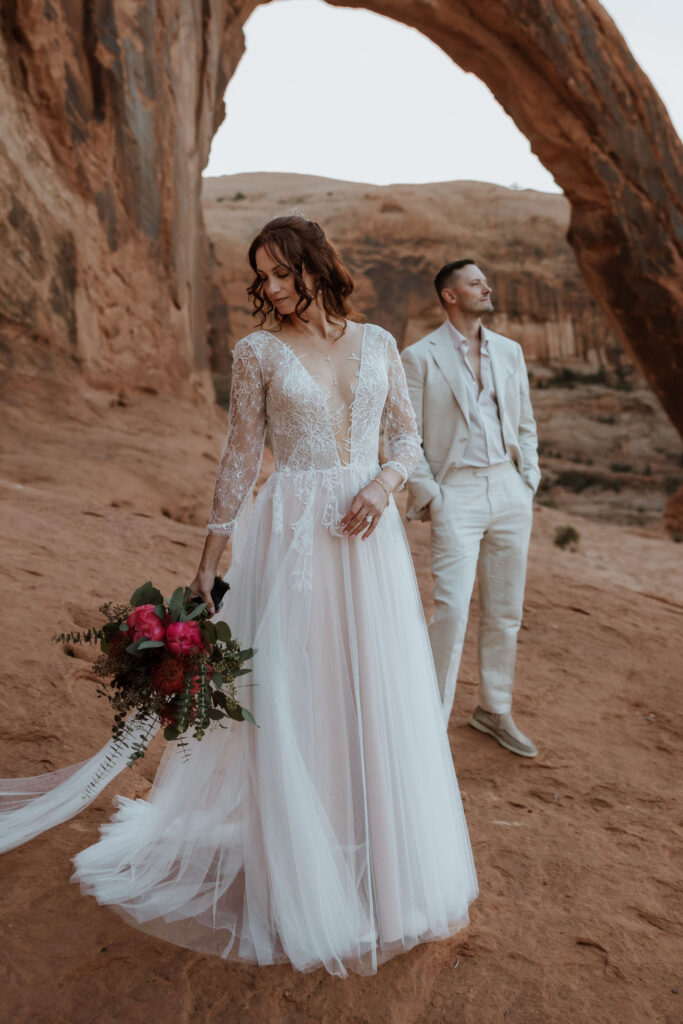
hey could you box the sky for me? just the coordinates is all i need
[203,0,683,192]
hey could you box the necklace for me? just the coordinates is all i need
[298,323,348,388]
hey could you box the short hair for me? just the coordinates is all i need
[434,259,476,306]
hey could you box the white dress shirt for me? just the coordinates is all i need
[446,320,509,468]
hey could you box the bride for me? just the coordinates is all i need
[0,216,477,976]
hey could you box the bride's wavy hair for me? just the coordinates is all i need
[247,216,364,327]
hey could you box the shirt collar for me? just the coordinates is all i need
[445,319,490,354]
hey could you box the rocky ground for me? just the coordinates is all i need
[529,366,682,530]
[1,376,681,1024]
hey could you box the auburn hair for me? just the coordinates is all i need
[247,216,363,328]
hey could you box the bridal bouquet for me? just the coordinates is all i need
[53,580,255,765]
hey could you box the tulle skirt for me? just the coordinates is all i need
[3,464,478,976]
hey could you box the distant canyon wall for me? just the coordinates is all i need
[203,173,620,397]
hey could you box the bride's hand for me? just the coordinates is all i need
[188,569,217,615]
[340,481,389,540]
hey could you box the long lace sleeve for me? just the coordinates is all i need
[207,339,266,536]
[381,332,421,485]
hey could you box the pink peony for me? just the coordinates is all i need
[127,604,165,643]
[165,620,204,655]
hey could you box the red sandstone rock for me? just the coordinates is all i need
[663,485,683,542]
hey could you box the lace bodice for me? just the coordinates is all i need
[207,324,420,536]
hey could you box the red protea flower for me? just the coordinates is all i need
[149,655,187,695]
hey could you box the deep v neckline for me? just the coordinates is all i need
[263,325,367,405]
[263,325,368,467]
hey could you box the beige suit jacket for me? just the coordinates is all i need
[401,322,541,520]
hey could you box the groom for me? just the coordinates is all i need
[401,259,540,757]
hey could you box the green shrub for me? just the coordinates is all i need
[554,525,580,550]
[544,367,608,389]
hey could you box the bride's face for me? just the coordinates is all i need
[255,245,316,317]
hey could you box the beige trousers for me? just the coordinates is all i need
[429,461,533,722]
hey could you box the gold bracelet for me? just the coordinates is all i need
[373,475,393,507]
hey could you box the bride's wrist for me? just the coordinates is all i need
[373,475,393,506]
[196,564,218,582]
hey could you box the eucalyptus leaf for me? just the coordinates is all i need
[202,621,217,644]
[168,587,186,620]
[187,603,206,621]
[125,642,143,657]
[153,604,166,621]
[241,708,258,727]
[131,581,164,607]
[130,581,152,605]
[214,622,232,642]
[163,725,181,741]
[138,639,165,650]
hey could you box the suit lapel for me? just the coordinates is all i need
[429,324,470,424]
[485,330,504,415]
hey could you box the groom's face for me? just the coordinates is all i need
[445,265,494,315]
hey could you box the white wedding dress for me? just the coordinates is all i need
[0,324,477,976]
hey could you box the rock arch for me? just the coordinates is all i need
[1,0,681,435]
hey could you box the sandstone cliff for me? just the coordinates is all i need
[0,0,245,398]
